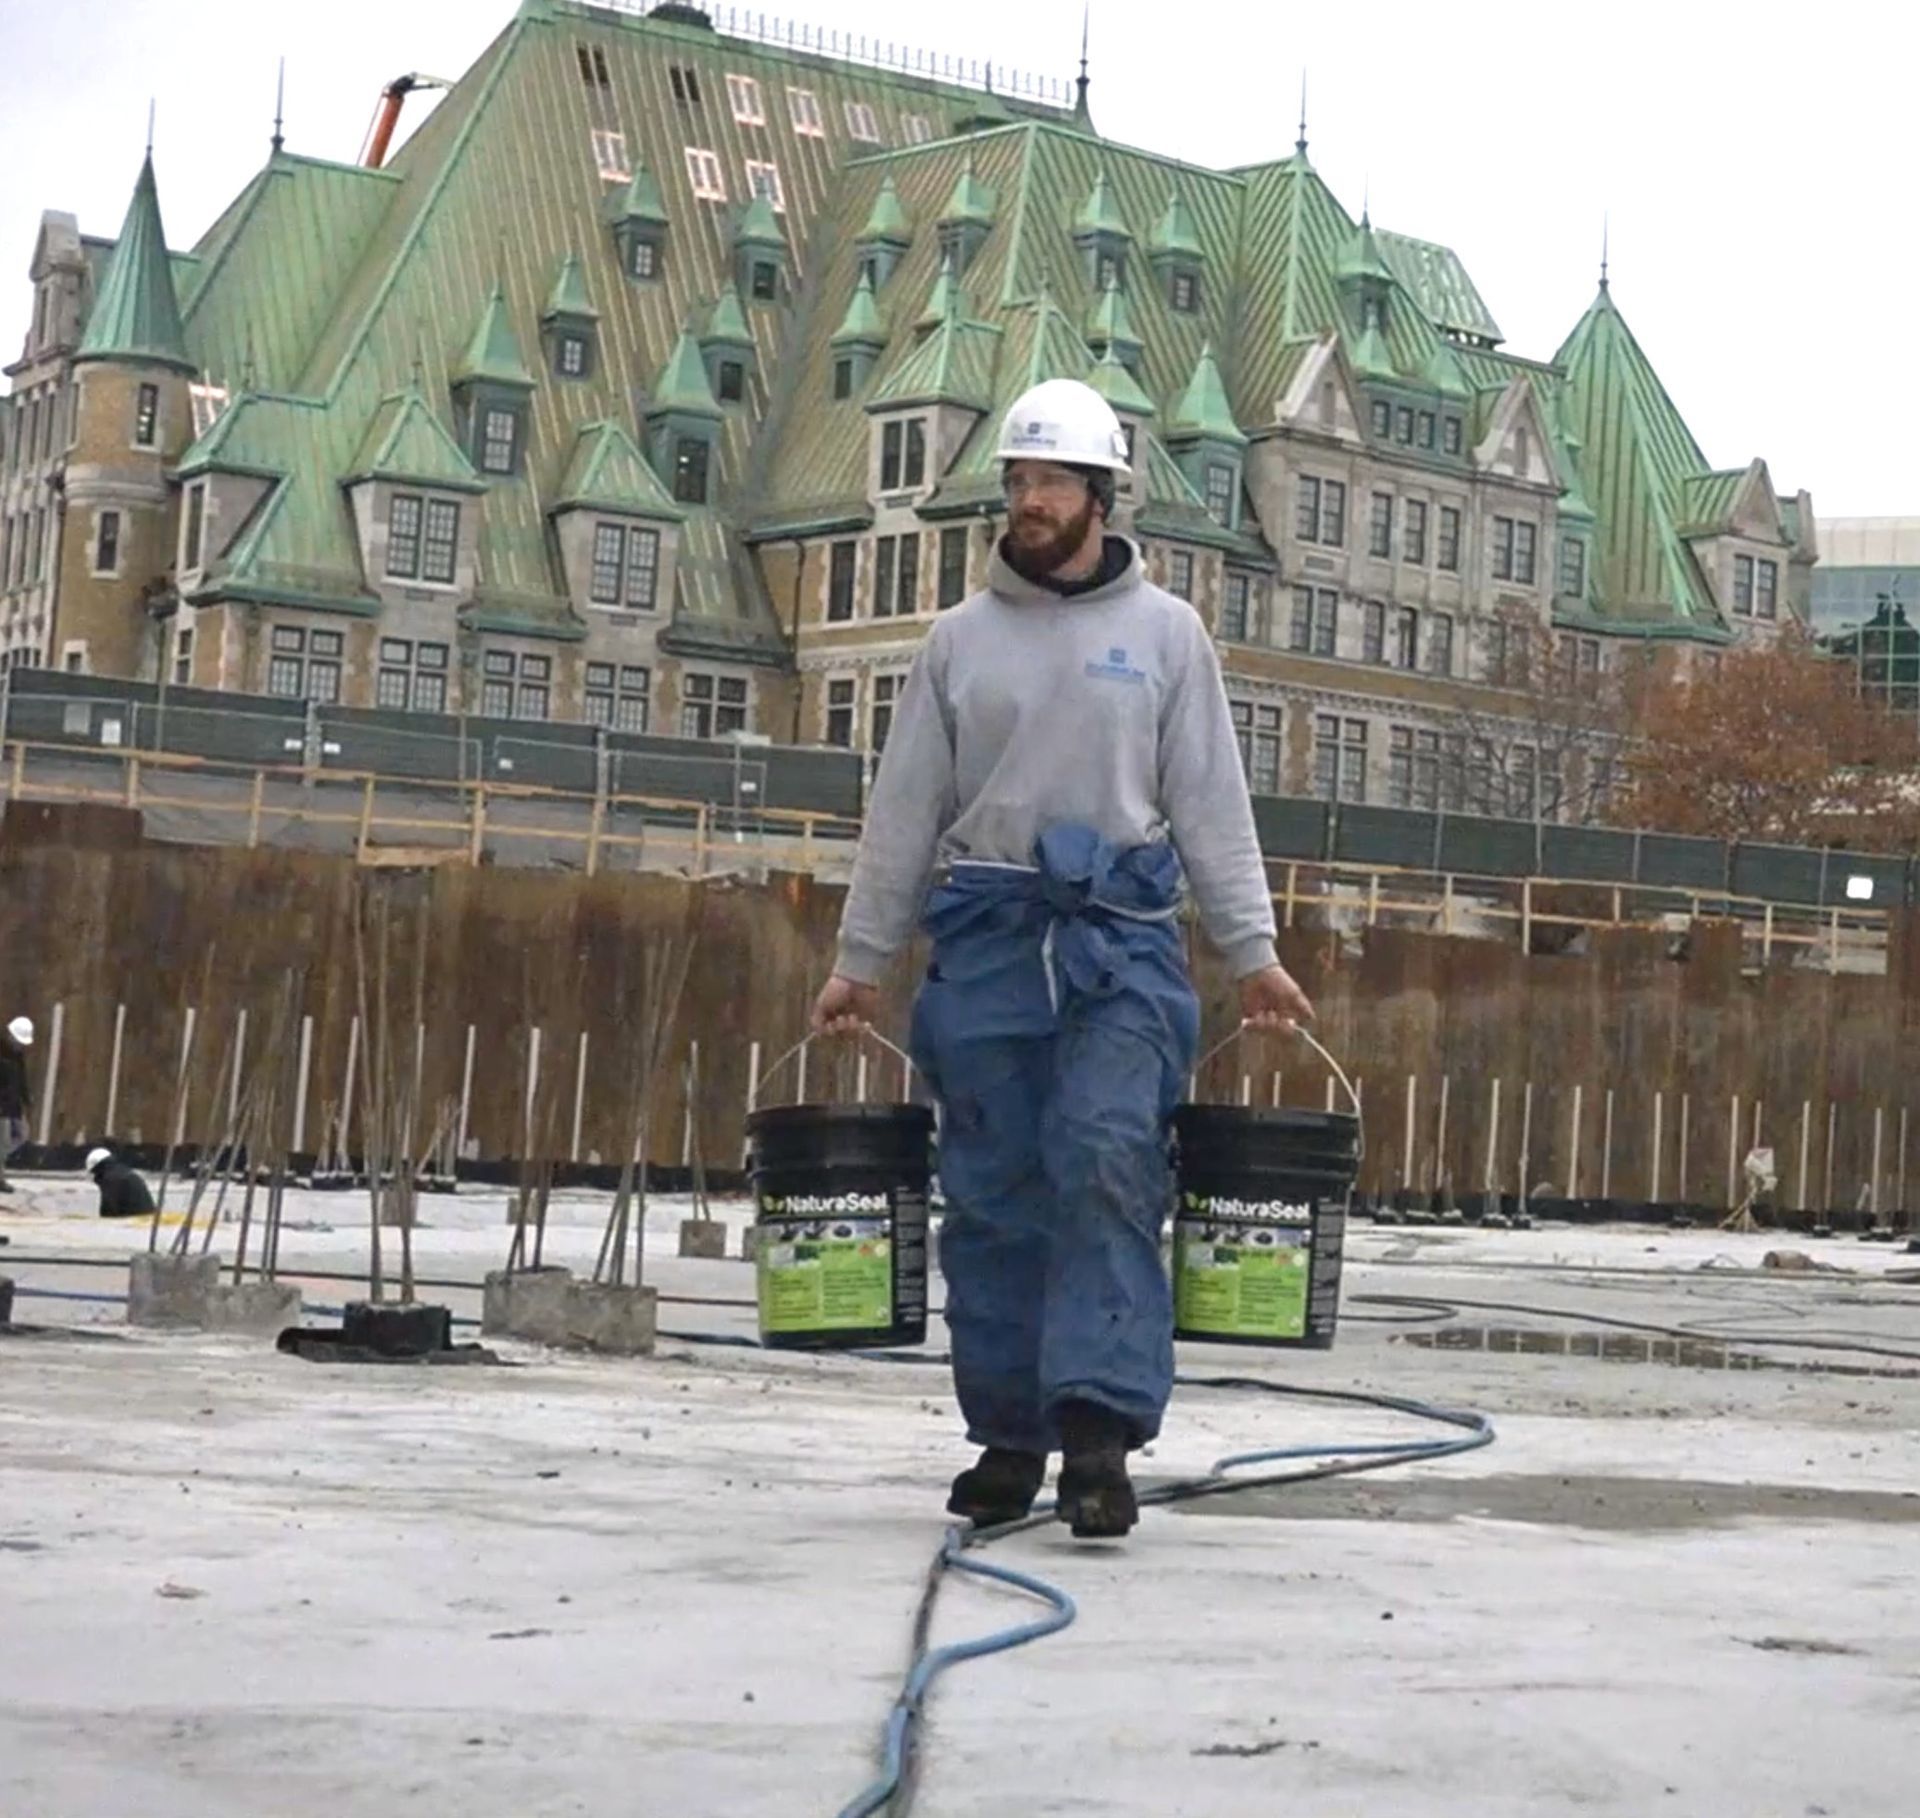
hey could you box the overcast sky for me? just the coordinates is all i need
[2,0,1910,518]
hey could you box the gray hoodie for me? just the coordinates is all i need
[833,537,1278,986]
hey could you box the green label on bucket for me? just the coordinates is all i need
[1174,1222,1312,1339]
[757,1220,893,1333]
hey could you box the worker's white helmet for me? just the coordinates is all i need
[996,378,1131,475]
[85,1147,113,1173]
[7,1016,32,1046]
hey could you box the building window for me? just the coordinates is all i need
[872,531,920,617]
[183,482,207,571]
[1395,405,1415,445]
[1362,599,1385,665]
[266,626,342,704]
[1483,618,1512,686]
[1559,536,1586,597]
[901,114,932,145]
[879,417,927,491]
[1314,714,1368,803]
[825,675,856,747]
[1231,700,1284,796]
[726,73,765,123]
[386,493,422,580]
[480,650,513,718]
[1289,585,1337,656]
[1369,399,1391,438]
[1095,249,1122,291]
[556,332,589,378]
[585,662,650,734]
[1493,516,1518,582]
[673,436,711,505]
[588,522,660,610]
[1294,475,1347,547]
[717,356,747,400]
[1204,462,1235,526]
[189,383,229,438]
[904,418,927,487]
[1442,416,1463,456]
[1404,499,1428,566]
[828,539,856,621]
[1369,492,1393,559]
[577,43,612,88]
[29,507,45,582]
[480,407,518,475]
[937,526,969,608]
[880,421,901,490]
[375,637,450,713]
[422,499,459,583]
[844,100,881,142]
[1757,558,1778,620]
[94,509,121,576]
[743,261,776,305]
[681,671,749,739]
[1393,606,1418,670]
[832,357,854,401]
[629,236,660,281]
[669,65,701,105]
[1425,612,1454,676]
[592,129,631,181]
[1418,411,1436,449]
[516,654,551,720]
[871,672,904,750]
[1514,520,1536,585]
[1388,726,1450,811]
[788,87,824,135]
[173,626,193,686]
[745,159,785,211]
[1221,570,1252,641]
[1168,548,1194,600]
[685,147,726,201]
[1171,269,1200,313]
[1438,505,1462,572]
[133,382,159,448]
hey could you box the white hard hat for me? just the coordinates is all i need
[7,1016,31,1046]
[996,378,1131,475]
[85,1147,113,1172]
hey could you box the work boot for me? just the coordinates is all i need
[1055,1400,1139,1539]
[946,1446,1046,1528]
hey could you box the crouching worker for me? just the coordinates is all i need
[810,379,1314,1540]
[87,1146,155,1219]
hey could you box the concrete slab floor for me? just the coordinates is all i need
[1,1184,1918,1816]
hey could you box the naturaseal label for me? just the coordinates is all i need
[757,1215,894,1334]
[1173,1203,1314,1340]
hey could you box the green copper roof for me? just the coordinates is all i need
[553,419,684,519]
[832,271,887,347]
[76,156,194,373]
[703,282,752,348]
[940,154,998,227]
[1086,272,1139,349]
[454,283,534,387]
[916,254,963,331]
[543,252,597,321]
[1073,170,1130,240]
[868,310,1001,412]
[1086,347,1155,416]
[1150,184,1203,259]
[734,193,784,247]
[605,161,669,225]
[1375,229,1503,345]
[1349,313,1396,380]
[1420,336,1471,398]
[859,171,912,245]
[649,326,723,419]
[1166,340,1246,445]
[1336,213,1395,287]
[343,389,487,493]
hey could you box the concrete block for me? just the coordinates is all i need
[739,1224,763,1263]
[127,1253,300,1332]
[481,1265,657,1355]
[678,1218,727,1260]
[0,1274,13,1327]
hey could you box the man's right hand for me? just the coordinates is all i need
[811,975,881,1036]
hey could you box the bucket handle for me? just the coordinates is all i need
[1194,1021,1366,1160]
[754,1026,913,1103]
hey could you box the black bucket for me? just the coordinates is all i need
[1170,1104,1359,1349]
[746,1103,933,1350]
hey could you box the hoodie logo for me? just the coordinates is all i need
[1084,645,1146,685]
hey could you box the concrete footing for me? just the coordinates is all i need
[678,1218,727,1260]
[127,1253,303,1333]
[738,1224,762,1263]
[481,1266,658,1355]
[0,1274,13,1328]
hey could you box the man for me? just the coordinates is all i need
[811,378,1314,1539]
[0,1015,32,1194]
[86,1146,157,1219]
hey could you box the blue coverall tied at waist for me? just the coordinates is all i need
[909,823,1200,1456]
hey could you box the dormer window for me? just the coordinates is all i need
[749,260,778,302]
[1204,461,1234,525]
[833,357,854,401]
[480,407,520,476]
[670,66,701,106]
[715,358,745,404]
[673,436,710,505]
[938,221,981,275]
[1442,415,1463,456]
[628,234,662,281]
[1170,268,1200,313]
[1096,248,1124,290]
[880,418,927,492]
[386,493,460,585]
[555,331,589,378]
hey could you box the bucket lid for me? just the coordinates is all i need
[746,1102,935,1138]
[1174,1104,1359,1144]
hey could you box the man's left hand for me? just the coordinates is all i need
[1239,964,1314,1031]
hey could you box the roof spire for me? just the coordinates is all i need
[146,98,155,159]
[271,57,285,155]
[1297,71,1308,157]
[74,153,194,374]
[1599,212,1610,290]
[1074,1,1091,121]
